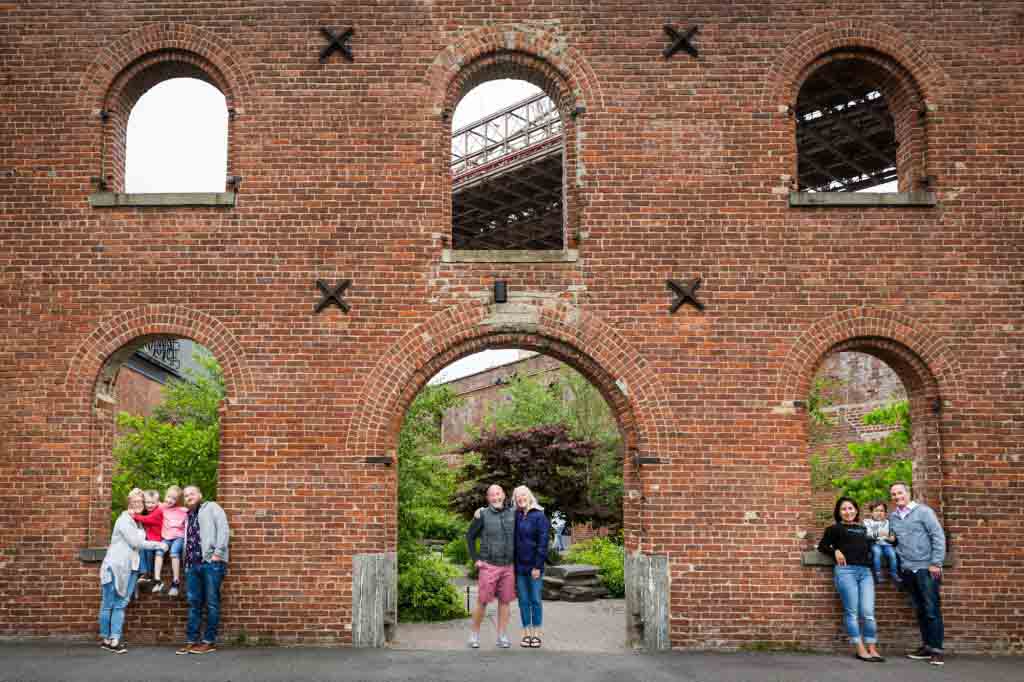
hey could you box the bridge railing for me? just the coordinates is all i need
[451,92,562,185]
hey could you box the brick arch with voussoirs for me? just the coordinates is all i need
[347,297,675,555]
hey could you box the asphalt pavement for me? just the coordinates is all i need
[1,642,1020,682]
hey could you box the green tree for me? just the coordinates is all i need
[111,350,223,521]
[560,369,624,516]
[397,384,464,567]
[831,400,912,506]
[474,367,624,526]
[479,371,567,433]
[395,384,469,621]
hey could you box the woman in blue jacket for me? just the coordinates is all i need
[512,485,550,648]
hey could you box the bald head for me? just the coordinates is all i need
[486,484,506,510]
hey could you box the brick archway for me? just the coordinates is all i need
[65,304,254,408]
[424,25,604,248]
[79,22,254,192]
[347,297,673,646]
[64,304,254,546]
[763,19,947,110]
[780,307,962,511]
[352,299,667,455]
[80,22,254,112]
[424,24,604,120]
[349,298,671,550]
[778,307,961,404]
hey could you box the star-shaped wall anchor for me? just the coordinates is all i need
[667,277,704,313]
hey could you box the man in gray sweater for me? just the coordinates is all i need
[176,485,230,655]
[465,484,516,649]
[889,481,946,666]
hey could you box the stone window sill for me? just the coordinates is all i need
[79,547,106,563]
[802,549,954,567]
[789,191,937,208]
[441,249,578,264]
[89,192,236,208]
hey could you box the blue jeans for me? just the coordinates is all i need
[157,537,185,558]
[871,543,900,582]
[139,548,155,574]
[833,565,877,644]
[98,570,139,641]
[516,573,543,628]
[186,561,226,644]
[902,568,944,652]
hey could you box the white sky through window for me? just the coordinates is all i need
[125,78,228,193]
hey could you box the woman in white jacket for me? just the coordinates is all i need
[98,488,167,653]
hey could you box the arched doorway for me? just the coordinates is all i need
[347,299,673,650]
[392,346,627,651]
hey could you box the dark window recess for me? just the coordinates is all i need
[796,60,898,193]
[451,93,564,250]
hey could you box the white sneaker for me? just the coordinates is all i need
[497,635,511,649]
[467,632,480,649]
[167,584,179,597]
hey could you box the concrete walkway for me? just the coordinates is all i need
[394,571,628,652]
[1,643,1019,682]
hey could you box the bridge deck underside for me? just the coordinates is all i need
[452,148,563,250]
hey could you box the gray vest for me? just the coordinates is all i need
[477,505,515,566]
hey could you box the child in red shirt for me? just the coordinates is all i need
[132,490,164,583]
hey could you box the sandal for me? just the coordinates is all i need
[530,636,542,648]
[520,636,532,648]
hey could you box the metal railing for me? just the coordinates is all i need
[451,92,562,185]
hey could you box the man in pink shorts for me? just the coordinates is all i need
[465,484,517,649]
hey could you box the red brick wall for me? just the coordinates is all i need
[1,2,1022,654]
[114,365,166,420]
[439,352,564,449]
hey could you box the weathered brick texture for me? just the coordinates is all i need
[1,1,1021,654]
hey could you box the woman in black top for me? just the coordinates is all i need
[818,496,884,662]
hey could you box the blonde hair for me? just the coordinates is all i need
[165,485,183,503]
[512,485,543,512]
[126,487,144,506]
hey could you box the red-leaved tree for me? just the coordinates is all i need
[452,424,618,527]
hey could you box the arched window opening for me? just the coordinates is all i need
[451,79,565,250]
[796,53,923,193]
[125,78,228,193]
[97,336,224,531]
[98,51,236,197]
[808,351,911,527]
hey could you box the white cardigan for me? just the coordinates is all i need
[99,511,165,597]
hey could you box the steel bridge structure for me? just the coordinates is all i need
[451,92,564,250]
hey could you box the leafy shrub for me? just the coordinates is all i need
[442,536,470,565]
[397,555,468,623]
[411,507,467,541]
[545,547,563,566]
[565,537,625,598]
[831,400,912,506]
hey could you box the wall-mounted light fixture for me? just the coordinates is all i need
[494,280,508,304]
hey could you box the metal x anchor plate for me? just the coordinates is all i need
[663,24,699,59]
[315,279,352,313]
[667,277,704,313]
[320,26,354,63]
